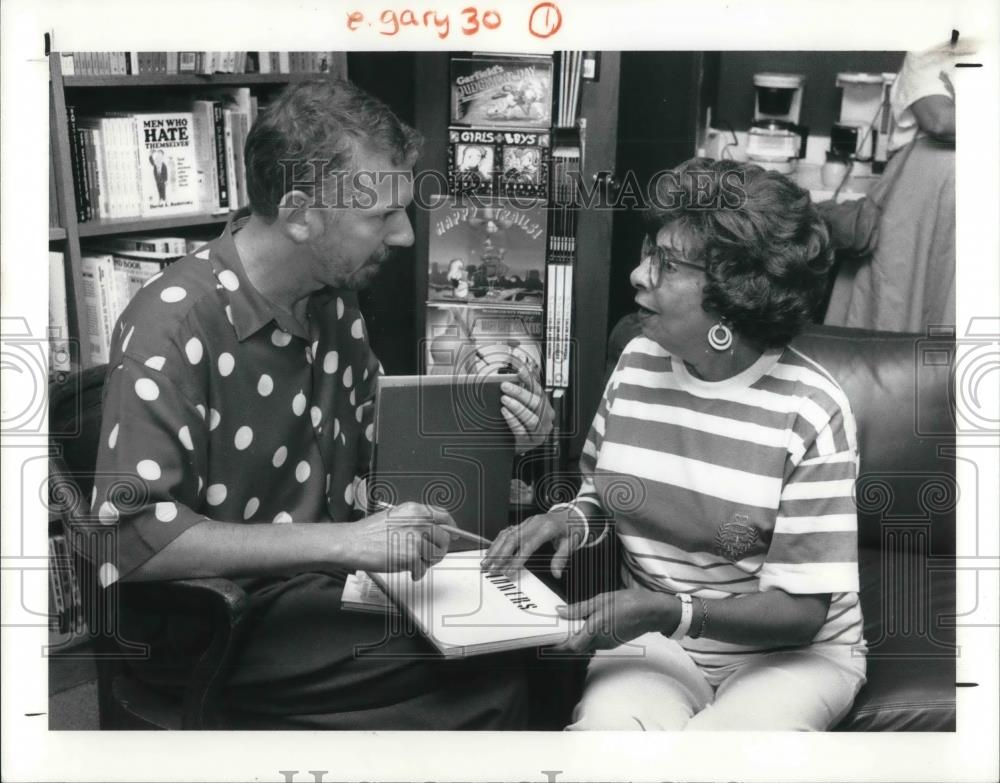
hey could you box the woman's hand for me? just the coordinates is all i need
[500,365,554,453]
[553,588,679,653]
[480,508,586,580]
[345,501,452,580]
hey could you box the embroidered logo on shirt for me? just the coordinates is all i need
[713,513,759,561]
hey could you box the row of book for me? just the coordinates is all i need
[49,235,211,370]
[49,533,85,638]
[66,89,256,222]
[60,51,341,77]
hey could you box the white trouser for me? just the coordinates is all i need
[566,632,867,731]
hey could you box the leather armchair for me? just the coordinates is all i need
[604,317,956,731]
[49,365,249,729]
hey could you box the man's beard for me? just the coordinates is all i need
[347,246,393,289]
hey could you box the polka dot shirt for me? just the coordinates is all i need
[89,221,381,586]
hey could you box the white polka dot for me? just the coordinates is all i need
[365,423,374,441]
[195,248,210,260]
[295,461,311,483]
[217,352,235,376]
[209,409,221,431]
[234,426,254,450]
[363,366,369,382]
[326,474,332,493]
[196,404,206,420]
[273,511,293,524]
[185,337,204,365]
[225,305,234,325]
[343,366,353,388]
[98,562,119,587]
[137,459,161,481]
[177,425,194,451]
[243,497,260,520]
[144,355,166,371]
[304,346,313,364]
[272,446,288,468]
[355,406,364,423]
[351,318,364,339]
[312,340,319,359]
[323,350,339,374]
[336,297,345,319]
[155,502,177,522]
[271,328,292,347]
[90,486,97,509]
[349,388,356,406]
[206,484,227,506]
[292,391,306,416]
[344,483,355,506]
[98,501,118,525]
[142,271,163,289]
[333,419,340,438]
[257,374,274,396]
[218,270,239,291]
[108,422,119,449]
[160,286,187,303]
[135,378,160,401]
[122,325,135,352]
[310,406,322,427]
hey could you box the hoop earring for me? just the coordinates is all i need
[707,322,733,352]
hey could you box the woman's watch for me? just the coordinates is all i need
[669,593,694,640]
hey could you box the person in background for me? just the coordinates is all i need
[88,78,552,729]
[484,159,867,730]
[824,41,966,331]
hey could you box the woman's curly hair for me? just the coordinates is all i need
[645,158,832,348]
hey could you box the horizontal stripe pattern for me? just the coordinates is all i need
[576,337,864,654]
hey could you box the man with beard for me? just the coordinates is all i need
[88,79,551,728]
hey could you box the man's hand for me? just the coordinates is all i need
[345,502,452,580]
[500,365,554,453]
[553,588,679,653]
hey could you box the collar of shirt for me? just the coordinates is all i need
[208,216,312,343]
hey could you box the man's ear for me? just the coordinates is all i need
[276,190,323,244]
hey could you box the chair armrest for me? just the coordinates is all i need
[121,577,250,729]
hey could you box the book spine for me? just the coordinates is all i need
[211,103,229,209]
[232,112,248,208]
[82,129,99,221]
[49,537,68,634]
[66,106,84,222]
[191,102,221,211]
[222,110,238,212]
[166,51,178,74]
[178,51,197,72]
[91,127,109,218]
[79,257,110,364]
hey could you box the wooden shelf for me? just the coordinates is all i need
[49,226,67,241]
[63,72,325,89]
[76,212,230,237]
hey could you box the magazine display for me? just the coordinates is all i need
[448,127,550,198]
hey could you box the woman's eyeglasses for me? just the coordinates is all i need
[640,234,704,287]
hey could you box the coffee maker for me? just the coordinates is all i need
[832,72,895,170]
[746,72,808,173]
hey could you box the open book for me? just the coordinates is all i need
[367,550,581,658]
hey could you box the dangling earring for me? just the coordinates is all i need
[707,321,733,352]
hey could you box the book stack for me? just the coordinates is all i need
[78,235,202,364]
[68,89,256,221]
[426,54,555,381]
[61,51,341,77]
[49,251,72,373]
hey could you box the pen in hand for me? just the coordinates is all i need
[371,500,493,548]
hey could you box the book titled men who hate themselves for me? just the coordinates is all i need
[134,112,198,217]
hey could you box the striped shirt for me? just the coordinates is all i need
[577,336,865,666]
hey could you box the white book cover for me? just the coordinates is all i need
[191,101,220,211]
[222,109,238,214]
[48,252,71,372]
[80,254,115,364]
[133,112,198,217]
[113,255,164,310]
[371,549,580,658]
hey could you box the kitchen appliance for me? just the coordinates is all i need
[746,72,807,173]
[833,72,895,164]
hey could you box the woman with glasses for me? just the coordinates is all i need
[483,159,867,730]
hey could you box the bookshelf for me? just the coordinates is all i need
[47,51,348,371]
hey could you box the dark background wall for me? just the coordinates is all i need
[710,51,905,134]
